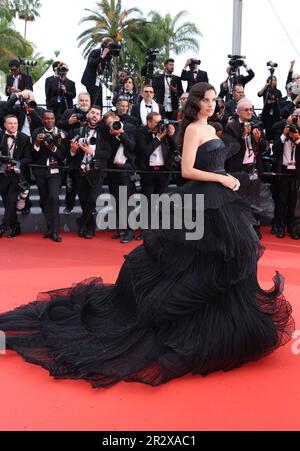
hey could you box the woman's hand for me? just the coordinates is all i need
[220,174,240,191]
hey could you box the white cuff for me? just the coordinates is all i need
[280,134,287,144]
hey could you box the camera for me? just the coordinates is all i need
[102,41,122,58]
[146,48,159,62]
[55,63,68,78]
[157,119,179,133]
[243,120,263,133]
[43,131,63,146]
[228,54,246,70]
[19,58,37,67]
[190,59,201,66]
[109,121,123,131]
[75,112,87,122]
[16,180,30,211]
[0,152,20,174]
[19,95,37,109]
[80,159,101,175]
[130,173,142,193]
[267,61,278,68]
[288,124,298,133]
[73,135,97,146]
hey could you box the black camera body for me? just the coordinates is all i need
[146,48,159,63]
[102,42,122,58]
[19,58,37,67]
[190,58,201,66]
[288,124,298,133]
[0,152,20,174]
[228,54,246,71]
[80,159,101,175]
[19,95,37,109]
[244,120,263,133]
[109,121,123,132]
[43,131,63,147]
[157,119,179,133]
[75,112,87,122]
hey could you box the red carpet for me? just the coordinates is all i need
[0,229,299,431]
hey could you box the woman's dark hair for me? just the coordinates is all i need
[122,76,137,93]
[179,82,216,144]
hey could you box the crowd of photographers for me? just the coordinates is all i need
[0,45,300,242]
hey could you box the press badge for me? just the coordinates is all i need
[287,162,296,170]
[95,75,101,87]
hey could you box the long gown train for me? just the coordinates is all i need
[0,139,295,387]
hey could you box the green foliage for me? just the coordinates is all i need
[78,1,202,88]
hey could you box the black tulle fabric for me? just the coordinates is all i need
[0,139,294,388]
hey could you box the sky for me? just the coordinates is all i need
[8,0,300,106]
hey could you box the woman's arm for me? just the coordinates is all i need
[181,123,240,191]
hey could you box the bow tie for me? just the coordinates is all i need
[165,75,172,79]
[145,105,152,108]
[193,71,198,74]
[6,134,16,139]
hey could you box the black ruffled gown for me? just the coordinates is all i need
[0,139,295,388]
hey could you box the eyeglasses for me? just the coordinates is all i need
[242,108,253,112]
[144,90,154,94]
[292,114,300,118]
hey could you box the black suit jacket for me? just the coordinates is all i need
[45,76,76,110]
[135,126,176,171]
[0,130,32,171]
[218,69,255,99]
[5,94,44,134]
[130,103,166,127]
[107,123,137,169]
[152,74,184,111]
[181,69,209,92]
[5,73,33,97]
[272,137,300,180]
[31,127,66,176]
[81,49,106,95]
[224,118,266,173]
[67,124,112,172]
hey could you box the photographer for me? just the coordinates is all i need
[219,58,255,100]
[181,58,208,92]
[141,48,160,84]
[5,60,33,98]
[258,75,282,141]
[152,58,184,119]
[103,111,137,243]
[272,110,300,239]
[131,84,165,127]
[58,92,91,133]
[115,97,139,128]
[0,115,31,238]
[32,111,67,242]
[68,106,111,239]
[4,90,44,136]
[81,38,119,107]
[136,112,177,235]
[224,98,268,239]
[45,62,76,120]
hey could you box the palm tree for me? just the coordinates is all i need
[147,10,202,58]
[78,0,146,57]
[14,0,41,39]
[0,18,29,73]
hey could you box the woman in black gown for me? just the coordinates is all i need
[0,83,294,388]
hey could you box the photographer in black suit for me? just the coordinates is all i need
[68,106,111,239]
[81,38,117,108]
[136,111,176,210]
[219,58,255,100]
[181,58,209,92]
[0,115,31,238]
[32,111,67,242]
[152,58,184,119]
[45,62,76,121]
[224,98,267,239]
[5,60,33,98]
[103,111,137,243]
[272,110,300,240]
